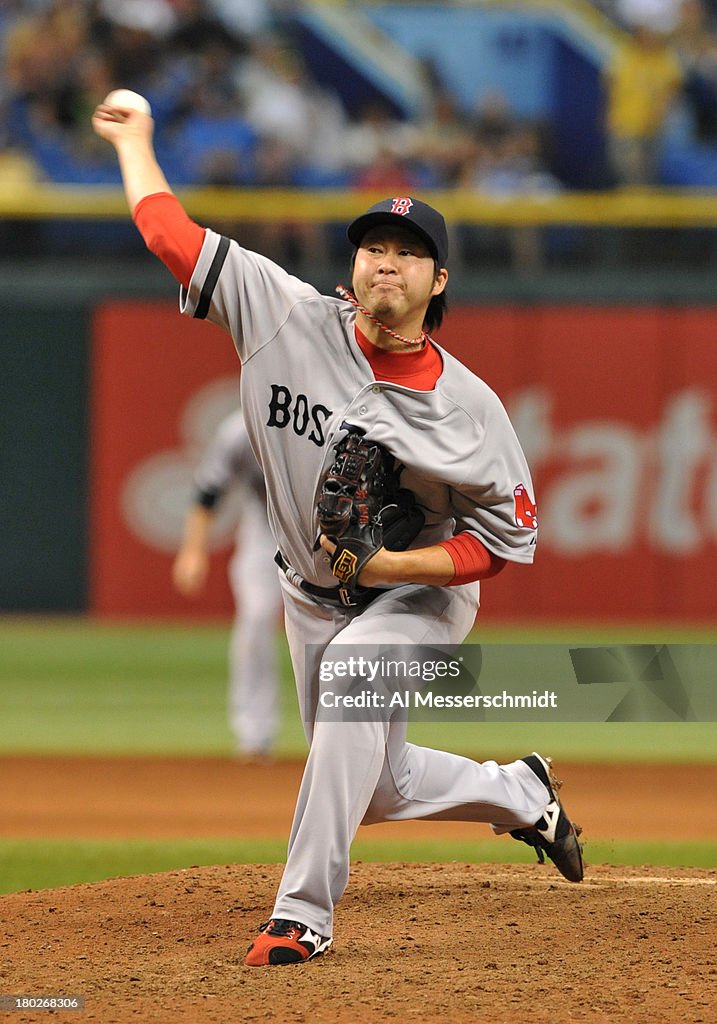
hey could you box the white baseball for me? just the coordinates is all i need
[104,89,152,116]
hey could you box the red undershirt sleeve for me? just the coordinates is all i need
[438,532,507,585]
[132,192,206,290]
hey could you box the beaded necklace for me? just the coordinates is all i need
[335,285,427,349]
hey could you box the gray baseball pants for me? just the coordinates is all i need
[228,507,282,754]
[272,574,550,935]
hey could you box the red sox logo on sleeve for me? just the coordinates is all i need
[514,483,538,529]
[391,197,414,216]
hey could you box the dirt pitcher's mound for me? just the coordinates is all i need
[2,862,715,1024]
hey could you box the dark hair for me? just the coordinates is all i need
[348,252,448,336]
[425,272,448,334]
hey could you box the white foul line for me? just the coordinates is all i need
[483,872,716,887]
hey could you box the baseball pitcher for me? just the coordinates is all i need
[92,94,583,969]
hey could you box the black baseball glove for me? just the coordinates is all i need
[316,424,425,592]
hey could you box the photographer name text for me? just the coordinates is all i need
[319,689,558,710]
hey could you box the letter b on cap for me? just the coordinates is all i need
[390,197,414,216]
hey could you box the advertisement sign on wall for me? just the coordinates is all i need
[91,302,241,616]
[91,301,717,622]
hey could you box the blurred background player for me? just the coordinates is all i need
[172,408,283,760]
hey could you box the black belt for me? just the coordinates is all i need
[274,551,383,609]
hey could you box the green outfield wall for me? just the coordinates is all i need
[0,301,88,611]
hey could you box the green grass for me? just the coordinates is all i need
[353,838,717,870]
[0,838,284,895]
[1,837,714,896]
[0,619,304,755]
[2,620,713,896]
[1,618,716,760]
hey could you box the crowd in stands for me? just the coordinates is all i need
[2,0,717,268]
[0,0,572,198]
[2,0,717,193]
[600,0,717,185]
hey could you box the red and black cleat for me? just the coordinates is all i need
[244,918,332,967]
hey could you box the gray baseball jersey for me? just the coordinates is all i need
[181,230,537,587]
[194,407,266,506]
